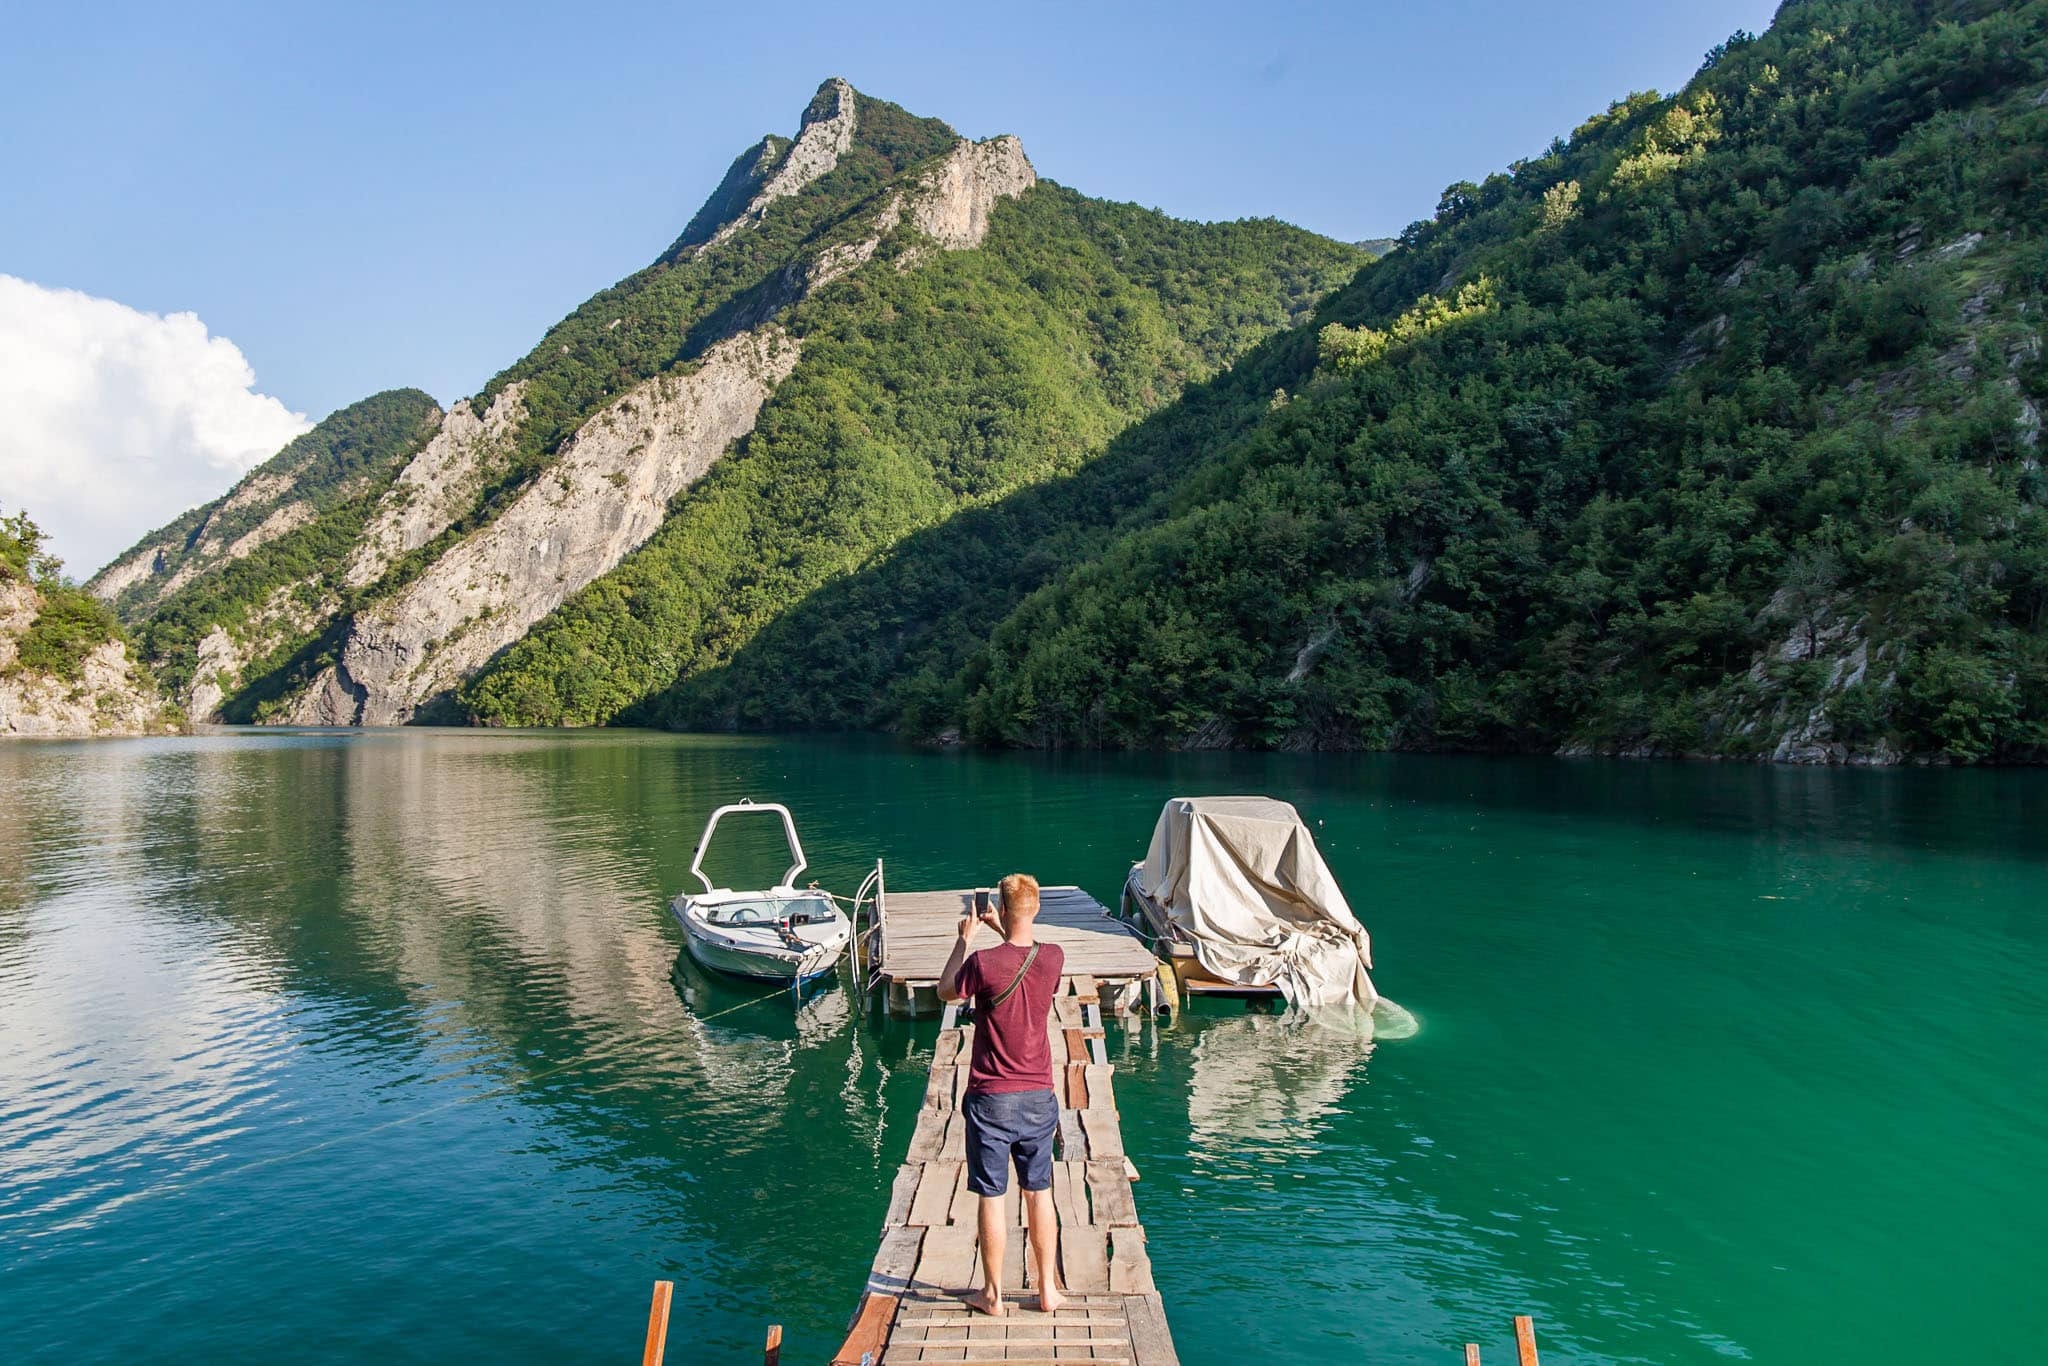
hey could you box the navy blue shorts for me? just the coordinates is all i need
[961,1089,1057,1196]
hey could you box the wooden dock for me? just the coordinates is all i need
[868,886,1162,1017]
[830,974,1177,1365]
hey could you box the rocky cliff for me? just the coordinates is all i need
[285,107,1039,726]
[97,78,1361,734]
[288,331,801,723]
[93,390,442,620]
[92,390,444,722]
[1,575,175,738]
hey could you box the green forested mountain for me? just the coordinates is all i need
[100,79,1361,728]
[101,2,2048,763]
[463,190,1359,726]
[641,0,2048,763]
[91,389,443,711]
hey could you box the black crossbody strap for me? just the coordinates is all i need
[986,943,1041,1009]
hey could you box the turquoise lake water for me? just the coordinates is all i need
[1,730,2042,1363]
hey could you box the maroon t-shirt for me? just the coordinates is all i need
[956,940,1066,1095]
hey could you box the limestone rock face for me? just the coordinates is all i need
[907,135,1035,249]
[287,329,801,725]
[92,544,170,600]
[178,579,330,722]
[346,383,529,589]
[0,578,172,738]
[809,134,1036,289]
[219,472,295,516]
[702,78,858,252]
[224,501,314,560]
[186,626,241,723]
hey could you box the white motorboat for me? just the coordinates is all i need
[670,800,850,984]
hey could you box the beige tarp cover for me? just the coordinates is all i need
[1136,796,1376,1008]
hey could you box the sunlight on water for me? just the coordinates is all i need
[1,730,2043,1364]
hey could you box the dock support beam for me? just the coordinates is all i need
[641,1280,672,1366]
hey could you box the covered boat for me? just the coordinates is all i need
[1123,796,1376,1008]
[670,800,850,984]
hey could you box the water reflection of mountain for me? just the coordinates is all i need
[3,733,931,1361]
[1183,1009,1375,1174]
[165,732,888,1125]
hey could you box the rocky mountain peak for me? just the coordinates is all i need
[693,77,860,254]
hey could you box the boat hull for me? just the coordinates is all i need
[671,894,850,984]
[683,929,844,984]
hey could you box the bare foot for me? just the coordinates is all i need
[1038,1288,1066,1314]
[964,1286,1008,1317]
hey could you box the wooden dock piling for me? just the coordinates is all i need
[642,1280,672,1366]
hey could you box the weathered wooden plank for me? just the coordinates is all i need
[1050,1162,1089,1229]
[1053,996,1084,1030]
[1465,1347,1482,1366]
[906,1106,950,1163]
[1124,1293,1179,1366]
[948,1162,977,1226]
[925,1062,957,1110]
[869,1225,925,1293]
[876,886,1158,986]
[891,1306,1129,1326]
[1514,1316,1541,1366]
[910,1161,964,1227]
[1072,973,1099,1003]
[1065,1063,1090,1110]
[1056,1106,1087,1162]
[1084,1161,1138,1227]
[1107,1228,1155,1295]
[1056,1226,1109,1294]
[833,1292,901,1366]
[641,1280,672,1366]
[914,1224,980,1291]
[892,1338,1132,1349]
[1063,1028,1088,1066]
[941,1106,967,1161]
[1083,1064,1114,1106]
[1080,1108,1124,1161]
[883,1164,922,1227]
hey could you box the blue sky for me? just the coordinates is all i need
[0,0,1778,570]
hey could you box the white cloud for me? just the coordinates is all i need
[0,275,313,579]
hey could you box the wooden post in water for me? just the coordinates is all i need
[1464,1346,1482,1365]
[1513,1315,1540,1366]
[641,1280,673,1366]
[763,1323,782,1366]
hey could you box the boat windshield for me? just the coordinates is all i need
[704,895,834,927]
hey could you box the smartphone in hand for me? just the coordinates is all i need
[974,888,990,915]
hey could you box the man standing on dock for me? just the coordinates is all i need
[937,872,1067,1317]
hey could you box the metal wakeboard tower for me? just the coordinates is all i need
[689,798,809,894]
